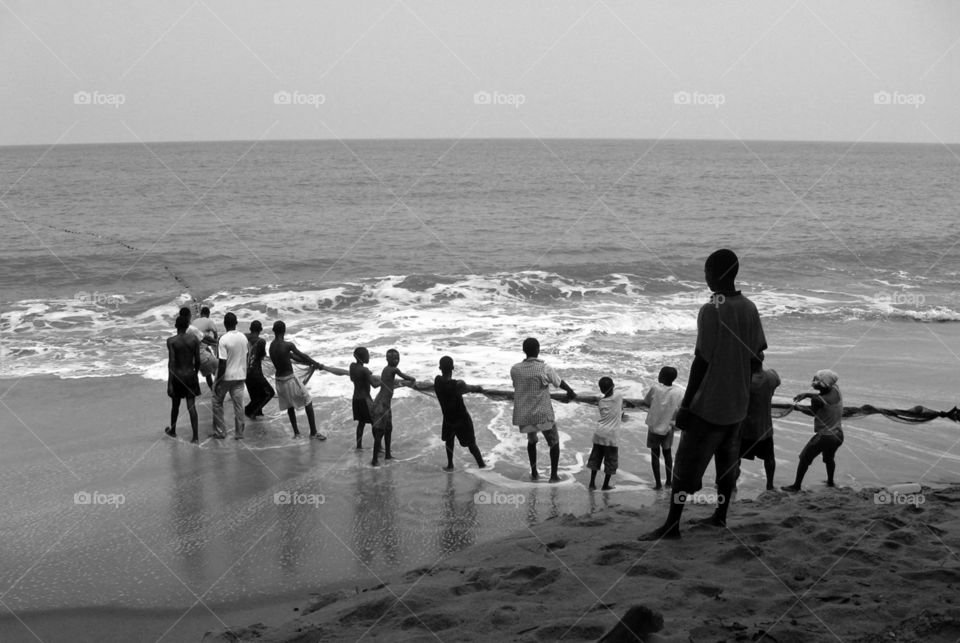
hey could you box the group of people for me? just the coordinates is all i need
[164,248,846,533]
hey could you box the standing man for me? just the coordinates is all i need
[164,315,202,442]
[510,337,576,482]
[244,320,274,418]
[739,355,780,490]
[212,312,247,439]
[642,249,766,540]
[269,320,326,439]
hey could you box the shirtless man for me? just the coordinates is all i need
[165,315,202,442]
[269,320,326,439]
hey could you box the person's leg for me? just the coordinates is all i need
[783,436,820,491]
[244,381,256,418]
[167,397,181,436]
[230,382,245,438]
[526,431,539,480]
[444,437,455,470]
[650,446,662,489]
[640,427,716,540]
[545,428,560,482]
[663,448,674,487]
[186,396,199,442]
[601,447,618,490]
[305,402,320,437]
[212,383,227,438]
[468,443,486,468]
[287,408,300,436]
[764,456,776,490]
[384,420,393,459]
[711,426,742,526]
[356,422,365,449]
[372,425,383,465]
[586,443,603,489]
[260,381,274,416]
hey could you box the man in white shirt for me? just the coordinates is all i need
[212,312,248,439]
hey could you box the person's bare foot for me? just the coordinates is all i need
[825,480,836,487]
[781,485,800,492]
[443,465,454,472]
[639,524,680,541]
[371,459,380,467]
[601,484,614,491]
[310,433,327,441]
[530,471,540,481]
[549,475,561,483]
[190,438,199,444]
[588,483,597,490]
[164,427,176,438]
[654,483,663,491]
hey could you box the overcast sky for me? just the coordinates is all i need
[2,1,958,146]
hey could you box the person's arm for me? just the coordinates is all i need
[558,379,576,400]
[193,338,201,374]
[680,354,707,409]
[322,365,350,376]
[396,368,416,383]
[289,344,322,370]
[457,380,483,394]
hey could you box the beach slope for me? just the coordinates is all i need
[206,485,960,642]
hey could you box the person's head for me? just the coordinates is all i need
[658,366,678,386]
[200,306,211,318]
[175,315,190,332]
[354,346,369,363]
[223,312,237,331]
[178,306,192,320]
[812,369,838,392]
[386,348,400,366]
[272,320,286,336]
[704,248,739,292]
[522,337,540,358]
[249,320,262,334]
[598,376,614,397]
[439,355,454,374]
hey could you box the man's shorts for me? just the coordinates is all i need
[740,436,774,461]
[276,374,312,411]
[587,444,618,474]
[672,413,741,494]
[442,416,476,446]
[646,429,674,450]
[168,372,201,399]
[799,431,844,466]
[352,398,373,423]
[519,422,559,447]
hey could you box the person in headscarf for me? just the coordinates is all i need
[782,369,843,492]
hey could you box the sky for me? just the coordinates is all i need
[1,0,958,146]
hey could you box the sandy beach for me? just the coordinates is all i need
[204,484,960,642]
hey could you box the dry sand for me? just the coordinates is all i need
[203,484,960,642]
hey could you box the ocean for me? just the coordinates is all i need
[1,139,959,628]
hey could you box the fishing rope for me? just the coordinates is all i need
[314,371,960,425]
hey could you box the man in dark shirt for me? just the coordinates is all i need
[434,356,486,471]
[642,249,766,540]
[244,320,274,418]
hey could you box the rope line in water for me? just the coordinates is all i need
[311,369,960,425]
